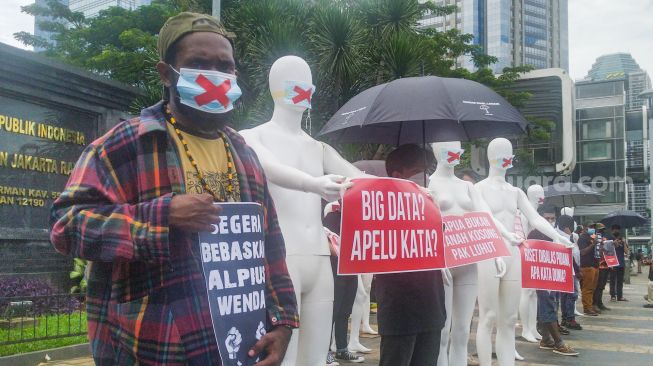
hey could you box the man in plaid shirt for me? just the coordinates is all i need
[49,12,298,366]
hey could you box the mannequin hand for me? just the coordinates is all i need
[558,235,574,249]
[305,174,351,201]
[495,257,507,278]
[507,233,524,246]
[441,269,452,286]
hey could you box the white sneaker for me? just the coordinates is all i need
[348,342,372,354]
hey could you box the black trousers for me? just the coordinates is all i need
[609,267,625,299]
[379,331,441,366]
[593,269,610,307]
[330,257,358,350]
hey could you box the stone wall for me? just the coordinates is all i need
[0,43,144,291]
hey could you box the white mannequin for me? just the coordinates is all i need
[429,141,521,366]
[518,185,545,343]
[347,273,376,353]
[475,138,572,366]
[240,56,364,366]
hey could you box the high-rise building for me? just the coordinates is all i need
[573,54,651,244]
[68,0,150,19]
[34,0,69,52]
[34,0,152,51]
[419,0,569,74]
[586,53,643,82]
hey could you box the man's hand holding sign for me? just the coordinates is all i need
[198,202,291,366]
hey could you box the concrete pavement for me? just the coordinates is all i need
[39,268,652,366]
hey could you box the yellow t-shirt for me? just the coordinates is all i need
[167,123,240,202]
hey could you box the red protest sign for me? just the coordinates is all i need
[442,212,511,268]
[339,177,444,274]
[520,240,574,293]
[604,254,620,267]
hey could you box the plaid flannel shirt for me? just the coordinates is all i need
[50,101,299,365]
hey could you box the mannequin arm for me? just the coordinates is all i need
[518,190,572,248]
[322,143,367,178]
[241,132,347,201]
[469,183,522,245]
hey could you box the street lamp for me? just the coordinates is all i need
[639,88,653,256]
[212,0,221,21]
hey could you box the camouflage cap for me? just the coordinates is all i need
[157,12,230,61]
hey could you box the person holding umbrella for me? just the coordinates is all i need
[606,224,629,302]
[376,144,447,366]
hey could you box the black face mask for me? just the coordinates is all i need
[613,231,621,238]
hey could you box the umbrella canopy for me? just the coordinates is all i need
[600,210,648,229]
[542,182,602,207]
[318,76,528,145]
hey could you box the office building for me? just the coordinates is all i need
[470,68,575,184]
[68,0,150,19]
[586,53,643,82]
[419,0,568,74]
[573,54,651,245]
[572,78,627,221]
[34,0,69,52]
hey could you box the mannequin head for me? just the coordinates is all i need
[487,138,514,171]
[560,207,574,217]
[526,185,545,209]
[269,56,314,114]
[431,141,464,168]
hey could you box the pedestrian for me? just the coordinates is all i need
[323,202,364,365]
[49,13,298,365]
[593,223,612,312]
[376,144,446,366]
[530,207,579,356]
[607,225,629,301]
[578,223,600,316]
[557,215,582,330]
[636,249,643,274]
[644,260,653,309]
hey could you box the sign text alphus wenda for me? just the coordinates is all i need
[338,178,445,274]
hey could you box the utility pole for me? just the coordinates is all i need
[212,0,221,21]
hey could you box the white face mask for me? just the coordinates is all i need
[171,66,242,114]
[492,155,514,170]
[439,148,464,167]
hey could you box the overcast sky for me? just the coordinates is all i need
[0,0,652,81]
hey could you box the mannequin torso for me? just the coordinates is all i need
[240,56,363,366]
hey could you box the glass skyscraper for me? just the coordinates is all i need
[419,0,569,74]
[574,54,652,243]
[68,0,150,18]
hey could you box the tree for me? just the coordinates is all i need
[16,0,551,169]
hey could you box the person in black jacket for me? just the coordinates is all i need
[323,203,365,364]
[529,207,579,356]
[376,144,445,366]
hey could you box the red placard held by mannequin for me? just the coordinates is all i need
[604,254,620,267]
[520,239,574,293]
[442,212,511,268]
[338,178,444,274]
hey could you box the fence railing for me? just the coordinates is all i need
[0,294,87,346]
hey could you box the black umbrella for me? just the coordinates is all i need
[318,76,528,145]
[542,182,602,207]
[600,210,648,229]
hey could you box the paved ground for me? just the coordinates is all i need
[41,269,652,366]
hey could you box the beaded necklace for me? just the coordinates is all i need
[163,104,238,201]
